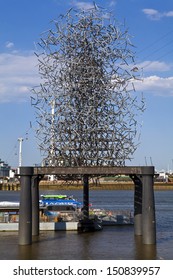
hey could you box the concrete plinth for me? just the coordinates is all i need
[142,173,156,244]
[18,167,33,245]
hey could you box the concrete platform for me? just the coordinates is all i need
[0,223,19,231]
[40,222,78,231]
[0,222,79,231]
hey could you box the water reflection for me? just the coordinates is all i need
[135,236,157,260]
[18,245,34,260]
[0,227,170,260]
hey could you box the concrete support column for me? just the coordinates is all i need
[83,175,89,220]
[19,167,34,245]
[32,176,40,236]
[142,167,156,245]
[131,175,143,236]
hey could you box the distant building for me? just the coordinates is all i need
[156,171,168,182]
[9,168,17,179]
[0,158,11,178]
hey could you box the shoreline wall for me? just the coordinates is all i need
[1,182,173,191]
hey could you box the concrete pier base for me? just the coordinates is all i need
[131,175,142,236]
[131,167,156,245]
[83,174,89,220]
[80,175,96,232]
[17,165,156,245]
[18,167,33,245]
[142,173,156,244]
[32,176,40,236]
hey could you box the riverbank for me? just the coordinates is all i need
[39,182,173,190]
[1,181,173,191]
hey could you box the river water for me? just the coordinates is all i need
[0,189,173,260]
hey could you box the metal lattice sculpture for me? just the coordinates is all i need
[31,6,145,167]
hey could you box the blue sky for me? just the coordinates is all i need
[0,0,173,171]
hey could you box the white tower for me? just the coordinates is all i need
[18,138,24,167]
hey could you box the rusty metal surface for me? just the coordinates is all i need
[33,166,154,176]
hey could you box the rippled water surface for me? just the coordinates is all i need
[0,190,173,260]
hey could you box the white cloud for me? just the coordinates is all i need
[134,75,173,96]
[138,60,172,72]
[0,52,39,103]
[1,51,173,104]
[5,41,14,49]
[109,1,116,7]
[72,1,117,11]
[142,8,173,20]
[142,9,161,20]
[165,11,173,17]
[72,1,94,10]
